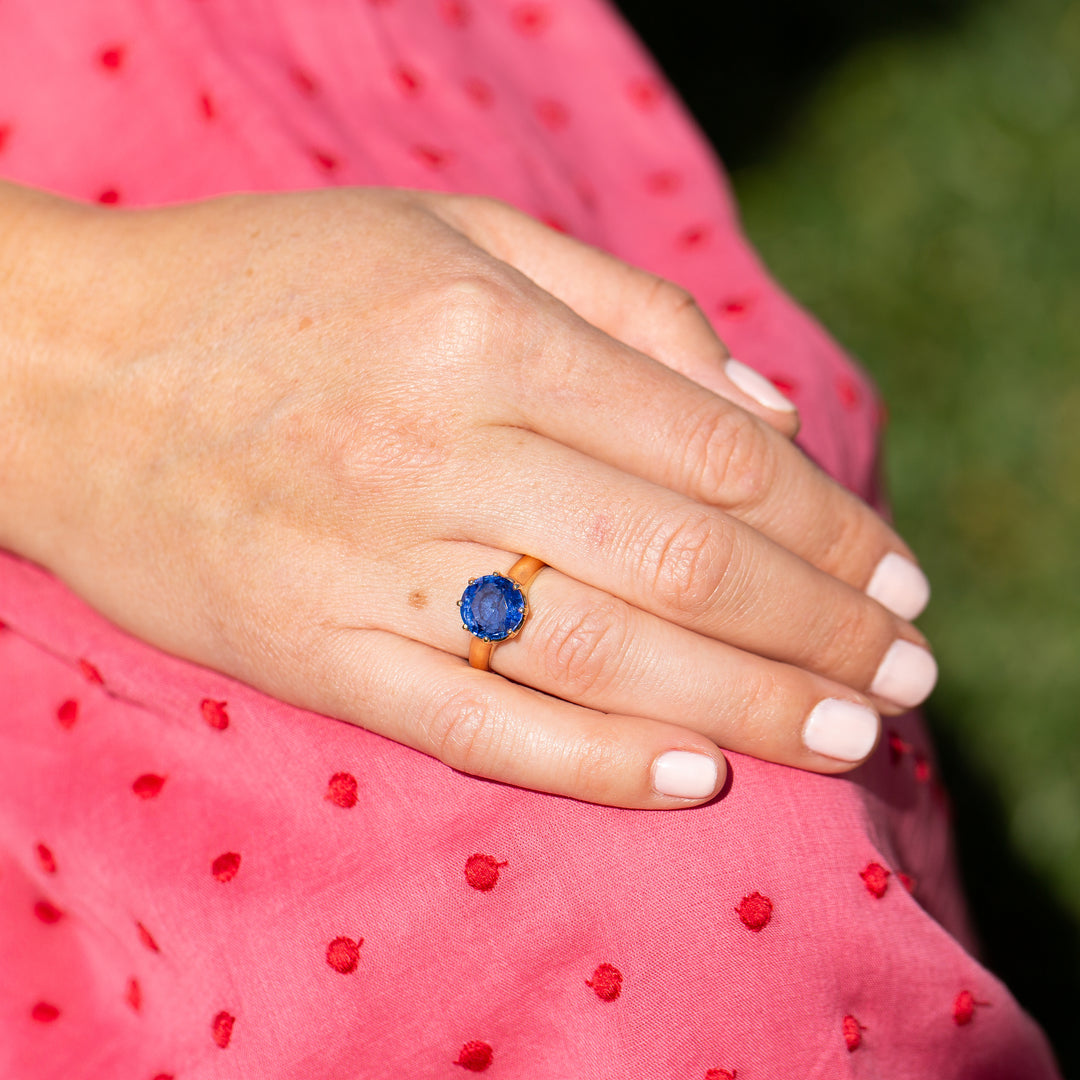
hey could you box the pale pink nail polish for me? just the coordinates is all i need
[724,358,797,413]
[867,552,931,620]
[871,640,938,709]
[802,698,880,762]
[652,750,719,799]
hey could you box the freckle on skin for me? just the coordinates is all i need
[298,316,313,331]
[409,590,428,609]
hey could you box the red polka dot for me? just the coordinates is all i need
[56,699,79,729]
[0,125,10,153]
[463,78,493,107]
[152,1075,175,1080]
[412,145,451,170]
[36,844,58,875]
[914,752,932,784]
[98,45,126,71]
[79,658,104,684]
[843,1014,866,1051]
[860,862,890,899]
[540,214,569,234]
[326,772,358,808]
[290,66,319,97]
[770,375,798,397]
[132,774,166,799]
[736,891,773,931]
[510,3,550,36]
[136,922,160,953]
[199,92,217,120]
[211,852,241,883]
[34,900,63,924]
[393,64,423,96]
[645,169,682,195]
[898,872,916,893]
[887,729,912,765]
[718,296,753,319]
[953,990,989,1025]
[212,1011,235,1049]
[585,962,622,1002]
[311,148,339,173]
[454,1040,493,1071]
[439,0,471,26]
[627,76,663,110]
[836,374,860,410]
[464,853,507,892]
[126,978,142,1013]
[97,189,121,206]
[705,1071,737,1080]
[326,936,362,974]
[535,98,570,131]
[31,1002,60,1023]
[200,698,229,730]
[677,224,710,251]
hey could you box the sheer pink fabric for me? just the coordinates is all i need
[0,1,1060,1076]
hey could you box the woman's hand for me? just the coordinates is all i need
[1,184,934,808]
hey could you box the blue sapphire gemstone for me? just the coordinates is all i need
[459,574,527,642]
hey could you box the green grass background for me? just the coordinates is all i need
[729,0,1080,1069]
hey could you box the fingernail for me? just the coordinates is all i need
[871,640,938,709]
[724,358,797,413]
[802,698,880,762]
[652,750,719,799]
[866,552,931,620]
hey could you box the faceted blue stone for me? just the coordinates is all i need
[459,574,527,642]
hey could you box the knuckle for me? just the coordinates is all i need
[647,510,734,617]
[537,595,630,698]
[808,592,882,678]
[423,685,506,775]
[646,275,702,323]
[687,405,779,510]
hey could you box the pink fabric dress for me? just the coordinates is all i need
[0,2,1061,1077]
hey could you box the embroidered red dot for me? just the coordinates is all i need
[136,922,160,953]
[290,66,319,97]
[914,752,932,784]
[836,375,860,410]
[326,936,363,974]
[394,64,423,96]
[211,852,241,883]
[98,45,126,71]
[585,962,622,1002]
[898,872,916,893]
[887,729,913,765]
[78,658,104,684]
[465,853,507,892]
[677,224,710,252]
[627,76,663,110]
[36,844,58,875]
[454,1040,493,1071]
[212,1011,235,1048]
[645,169,682,195]
[199,92,217,120]
[34,900,63,924]
[31,1002,60,1023]
[0,125,10,153]
[412,145,451,170]
[736,891,773,931]
[535,99,570,131]
[843,1014,866,1051]
[540,214,569,234]
[718,297,753,319]
[132,774,166,799]
[953,990,990,1026]
[510,3,549,36]
[705,1070,737,1080]
[97,189,121,206]
[771,375,797,397]
[310,148,339,173]
[152,1075,175,1080]
[463,78,494,107]
[326,772,358,808]
[56,699,79,729]
[860,862,890,899]
[126,978,142,1012]
[439,0,471,26]
[201,699,229,730]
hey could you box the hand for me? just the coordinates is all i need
[4,185,935,808]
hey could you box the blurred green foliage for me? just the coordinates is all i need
[730,0,1080,1066]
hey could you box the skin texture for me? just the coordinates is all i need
[0,182,934,808]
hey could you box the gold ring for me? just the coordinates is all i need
[458,555,545,670]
